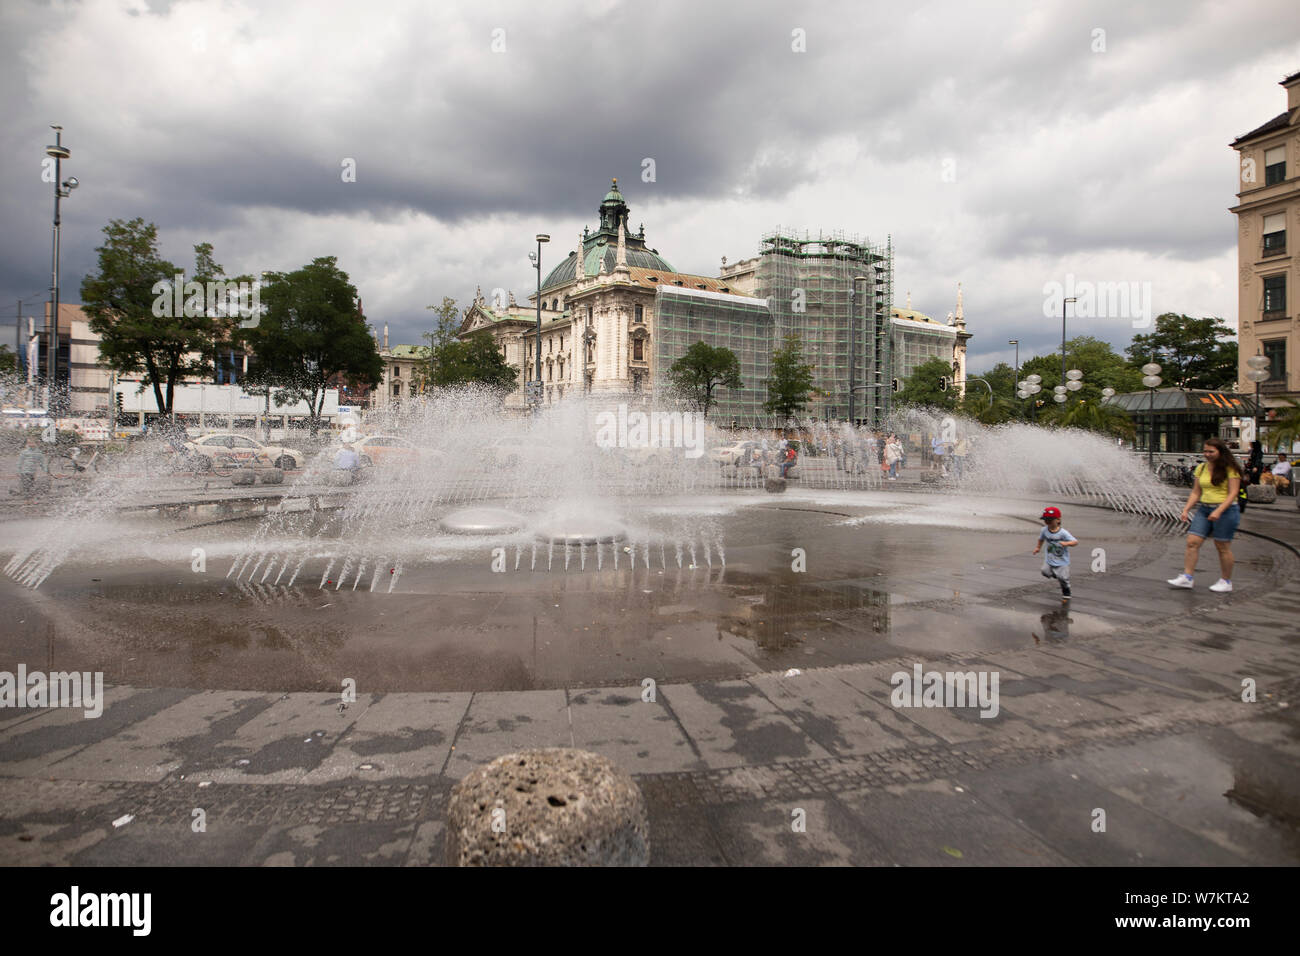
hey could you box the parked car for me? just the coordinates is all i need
[344,434,421,467]
[183,433,305,471]
[710,440,759,467]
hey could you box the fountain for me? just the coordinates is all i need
[0,390,1191,692]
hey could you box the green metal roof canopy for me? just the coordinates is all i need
[1103,388,1260,417]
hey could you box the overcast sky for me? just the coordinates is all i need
[2,0,1299,374]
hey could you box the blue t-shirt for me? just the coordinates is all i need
[1039,527,1076,566]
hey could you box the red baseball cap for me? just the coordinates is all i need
[1041,506,1061,520]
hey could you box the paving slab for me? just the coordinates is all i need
[442,689,571,782]
[659,680,832,769]
[567,685,701,774]
[302,692,470,784]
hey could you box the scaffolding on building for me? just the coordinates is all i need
[756,228,893,429]
[652,285,773,425]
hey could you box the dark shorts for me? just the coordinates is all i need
[1188,502,1239,542]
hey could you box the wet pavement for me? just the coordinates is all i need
[1,488,1298,865]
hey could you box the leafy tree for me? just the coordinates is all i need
[416,296,464,390]
[0,345,16,373]
[1263,398,1300,453]
[667,341,742,416]
[1020,336,1143,408]
[763,334,815,421]
[81,218,231,415]
[425,330,516,393]
[1126,313,1237,390]
[896,356,958,411]
[1042,397,1135,439]
[240,257,382,436]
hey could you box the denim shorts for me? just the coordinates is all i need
[1188,502,1240,541]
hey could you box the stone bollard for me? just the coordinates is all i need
[326,469,356,486]
[446,748,649,867]
[257,468,284,485]
[1246,483,1276,504]
[231,469,257,486]
[764,477,787,493]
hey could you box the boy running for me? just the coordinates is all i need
[1033,506,1078,602]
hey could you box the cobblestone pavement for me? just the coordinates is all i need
[1,505,1297,866]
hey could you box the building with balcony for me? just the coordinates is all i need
[1230,68,1300,418]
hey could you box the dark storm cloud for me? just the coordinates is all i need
[1,0,1297,353]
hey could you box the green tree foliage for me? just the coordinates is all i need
[425,330,517,393]
[896,356,958,411]
[81,218,230,415]
[1042,397,1135,439]
[0,345,16,373]
[763,334,815,421]
[240,257,382,436]
[667,341,742,416]
[1264,398,1300,452]
[1126,313,1237,390]
[1020,336,1142,407]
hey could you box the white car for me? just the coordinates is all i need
[183,433,305,471]
[710,440,759,466]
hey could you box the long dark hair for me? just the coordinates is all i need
[1203,437,1241,487]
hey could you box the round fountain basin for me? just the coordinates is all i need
[441,507,526,535]
[533,521,628,546]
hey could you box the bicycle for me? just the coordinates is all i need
[1155,457,1194,487]
[53,444,101,476]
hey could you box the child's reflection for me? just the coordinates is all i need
[1031,607,1072,645]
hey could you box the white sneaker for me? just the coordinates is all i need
[1209,579,1233,593]
[1167,574,1194,589]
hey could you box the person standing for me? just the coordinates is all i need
[17,438,49,497]
[1168,438,1242,593]
[884,434,902,480]
[952,435,970,479]
[1245,440,1264,486]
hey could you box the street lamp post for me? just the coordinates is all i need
[1246,353,1271,447]
[1141,361,1163,468]
[851,276,869,427]
[1061,296,1076,390]
[45,126,77,417]
[1009,339,1019,385]
[528,234,550,409]
[1018,373,1042,422]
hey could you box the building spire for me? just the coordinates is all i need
[954,282,965,329]
[615,216,629,274]
[383,322,389,350]
[906,290,911,310]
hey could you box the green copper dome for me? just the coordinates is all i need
[539,178,675,290]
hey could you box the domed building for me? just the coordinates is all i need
[458,178,747,411]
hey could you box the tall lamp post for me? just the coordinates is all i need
[1060,296,1077,389]
[850,276,869,427]
[1017,373,1042,421]
[1246,353,1271,447]
[527,234,550,410]
[1009,339,1019,384]
[1141,362,1162,468]
[45,126,78,417]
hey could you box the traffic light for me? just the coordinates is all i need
[891,378,900,393]
[115,392,124,415]
[938,377,948,392]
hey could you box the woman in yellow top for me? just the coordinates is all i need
[1168,438,1242,593]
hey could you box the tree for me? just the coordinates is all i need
[1042,397,1135,439]
[960,361,1019,423]
[424,330,516,393]
[240,257,382,437]
[667,341,742,416]
[1126,313,1237,391]
[763,334,815,421]
[416,296,464,390]
[0,345,16,373]
[1263,398,1300,453]
[81,218,226,415]
[896,356,958,411]
[1020,336,1143,407]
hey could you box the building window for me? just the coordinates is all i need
[1263,213,1286,255]
[392,382,401,397]
[633,338,644,361]
[587,306,593,323]
[1265,146,1286,186]
[559,335,564,351]
[393,365,400,378]
[634,304,643,323]
[1263,274,1286,315]
[632,372,642,393]
[1264,340,1286,381]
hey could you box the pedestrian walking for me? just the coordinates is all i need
[884,434,902,480]
[1168,438,1242,593]
[17,438,49,497]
